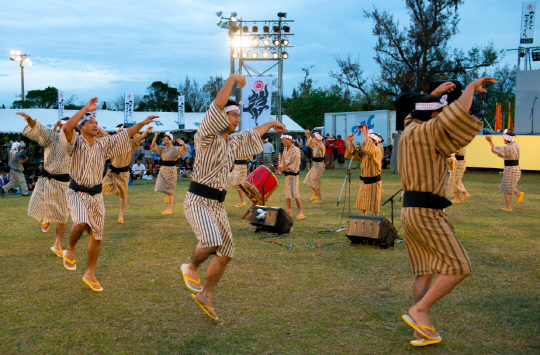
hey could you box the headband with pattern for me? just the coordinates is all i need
[281,134,293,140]
[415,95,448,111]
[78,111,97,126]
[314,132,323,141]
[503,129,515,142]
[164,132,173,140]
[225,101,243,113]
[368,130,382,143]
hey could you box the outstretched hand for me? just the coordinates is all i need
[145,126,154,133]
[304,129,310,137]
[85,97,98,112]
[347,133,354,142]
[143,115,159,125]
[16,112,36,128]
[176,138,185,145]
[473,77,498,92]
[485,135,492,142]
[431,82,456,96]
[273,122,286,133]
[232,74,246,89]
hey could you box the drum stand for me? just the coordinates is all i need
[239,181,278,220]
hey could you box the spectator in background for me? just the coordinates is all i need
[35,162,44,177]
[180,157,193,178]
[263,137,274,169]
[131,158,146,181]
[324,136,336,169]
[27,167,37,191]
[143,143,154,170]
[334,135,346,169]
[0,169,10,188]
[1,142,30,197]
[302,133,313,170]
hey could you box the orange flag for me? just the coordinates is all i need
[495,103,503,131]
[508,103,513,132]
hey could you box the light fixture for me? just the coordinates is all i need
[281,39,289,45]
[220,21,229,28]
[242,52,248,59]
[243,26,248,33]
[283,26,290,33]
[252,26,258,32]
[10,50,15,55]
[252,52,258,59]
[231,12,237,19]
[273,39,280,46]
[278,12,287,18]
[25,57,30,62]
[262,51,269,58]
[232,52,239,59]
[231,26,238,33]
[533,51,540,61]
[16,50,21,55]
[242,38,251,47]
[15,56,22,61]
[263,26,269,33]
[216,20,223,26]
[252,39,259,46]
[263,39,270,46]
[282,51,289,59]
[28,61,33,66]
[232,38,240,47]
[272,52,279,59]
[216,11,223,17]
[272,25,279,32]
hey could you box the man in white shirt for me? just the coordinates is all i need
[263,138,274,169]
[131,158,146,180]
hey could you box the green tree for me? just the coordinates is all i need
[137,81,180,112]
[11,86,59,109]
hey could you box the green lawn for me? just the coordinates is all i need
[1,166,539,354]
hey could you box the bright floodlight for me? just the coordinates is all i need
[277,12,287,18]
[232,52,239,59]
[25,57,30,62]
[282,51,288,59]
[252,52,258,59]
[242,38,251,47]
[230,12,237,21]
[262,51,269,58]
[16,50,21,55]
[252,39,259,46]
[10,50,15,55]
[15,56,22,61]
[282,39,289,45]
[232,37,240,47]
[242,52,248,59]
[216,11,223,17]
[28,62,33,66]
[263,39,270,46]
[273,39,280,46]
[272,52,279,59]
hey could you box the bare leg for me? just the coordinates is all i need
[315,188,322,202]
[195,254,232,318]
[359,209,366,216]
[412,275,434,339]
[119,198,127,220]
[310,187,317,197]
[65,223,86,266]
[83,230,102,290]
[295,197,304,217]
[409,273,469,338]
[373,211,379,217]
[504,194,512,210]
[236,189,245,204]
[462,188,470,199]
[451,192,460,203]
[53,223,67,251]
[286,198,292,215]
[165,195,173,213]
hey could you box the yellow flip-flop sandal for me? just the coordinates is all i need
[517,192,525,203]
[461,195,471,201]
[235,202,247,208]
[191,294,218,320]
[309,195,318,201]
[161,210,173,215]
[410,337,442,346]
[402,315,439,340]
[181,264,202,293]
[42,222,51,233]
[82,277,103,292]
[62,251,76,271]
[50,246,63,257]
[296,215,306,219]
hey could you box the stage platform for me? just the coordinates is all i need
[465,135,540,171]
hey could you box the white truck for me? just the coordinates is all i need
[314,110,397,146]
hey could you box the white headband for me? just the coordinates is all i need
[10,142,20,152]
[314,133,323,141]
[367,130,382,143]
[415,95,448,111]
[225,101,243,113]
[281,134,293,140]
[60,120,67,125]
[78,111,96,126]
[115,125,126,133]
[165,132,173,140]
[503,129,515,142]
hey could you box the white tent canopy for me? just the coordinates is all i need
[0,109,304,134]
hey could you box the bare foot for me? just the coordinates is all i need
[185,264,202,292]
[287,210,292,216]
[414,330,427,340]
[409,306,440,338]
[450,199,460,203]
[463,193,470,199]
[195,293,217,319]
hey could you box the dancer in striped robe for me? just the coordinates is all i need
[227,155,251,208]
[447,147,471,203]
[99,124,154,223]
[19,113,71,256]
[151,131,188,215]
[60,97,157,292]
[181,74,286,320]
[302,130,325,203]
[345,126,383,216]
[280,135,305,219]
[485,130,524,211]
[397,78,497,345]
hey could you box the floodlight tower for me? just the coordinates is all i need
[9,50,33,103]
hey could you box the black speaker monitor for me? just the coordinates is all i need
[251,206,293,234]
[346,215,398,248]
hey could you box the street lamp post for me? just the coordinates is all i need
[9,50,33,103]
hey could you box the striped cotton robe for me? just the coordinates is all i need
[345,138,382,213]
[23,121,71,224]
[227,156,251,190]
[60,129,132,240]
[492,142,521,194]
[184,101,264,258]
[448,147,467,194]
[303,138,325,190]
[152,144,187,196]
[398,101,482,276]
[282,145,301,199]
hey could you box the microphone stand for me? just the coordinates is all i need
[530,97,537,134]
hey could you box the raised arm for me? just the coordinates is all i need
[253,121,286,136]
[457,77,498,113]
[215,74,246,110]
[63,97,97,142]
[127,116,158,138]
[19,113,55,147]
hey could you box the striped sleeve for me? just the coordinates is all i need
[23,121,55,147]
[491,145,509,159]
[233,129,264,159]
[429,101,482,156]
[361,138,378,157]
[59,129,77,156]
[130,135,142,151]
[100,130,132,160]
[195,101,230,149]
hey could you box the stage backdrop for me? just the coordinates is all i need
[515,70,540,134]
[241,76,273,130]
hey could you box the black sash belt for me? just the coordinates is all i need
[110,165,129,174]
[234,160,247,165]
[284,171,299,176]
[161,160,177,166]
[360,174,381,184]
[188,181,227,203]
[455,155,465,161]
[313,157,324,162]
[41,170,70,183]
[504,160,519,166]
[403,191,452,210]
[69,179,102,196]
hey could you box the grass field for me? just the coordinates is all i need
[1,166,539,354]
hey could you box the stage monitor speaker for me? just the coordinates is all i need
[395,92,425,131]
[346,215,398,249]
[251,206,293,234]
[429,79,464,105]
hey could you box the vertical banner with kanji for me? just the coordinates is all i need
[241,76,273,131]
[521,2,537,44]
[58,91,64,120]
[178,95,185,130]
[124,93,134,124]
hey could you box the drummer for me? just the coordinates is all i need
[227,155,251,208]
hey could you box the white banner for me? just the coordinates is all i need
[178,95,185,130]
[124,93,134,124]
[241,76,273,130]
[58,91,64,120]
[521,2,537,44]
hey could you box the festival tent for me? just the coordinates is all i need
[0,109,305,134]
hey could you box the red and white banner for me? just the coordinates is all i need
[241,76,273,131]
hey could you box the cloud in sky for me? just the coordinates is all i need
[0,0,525,108]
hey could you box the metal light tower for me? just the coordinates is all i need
[9,50,33,103]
